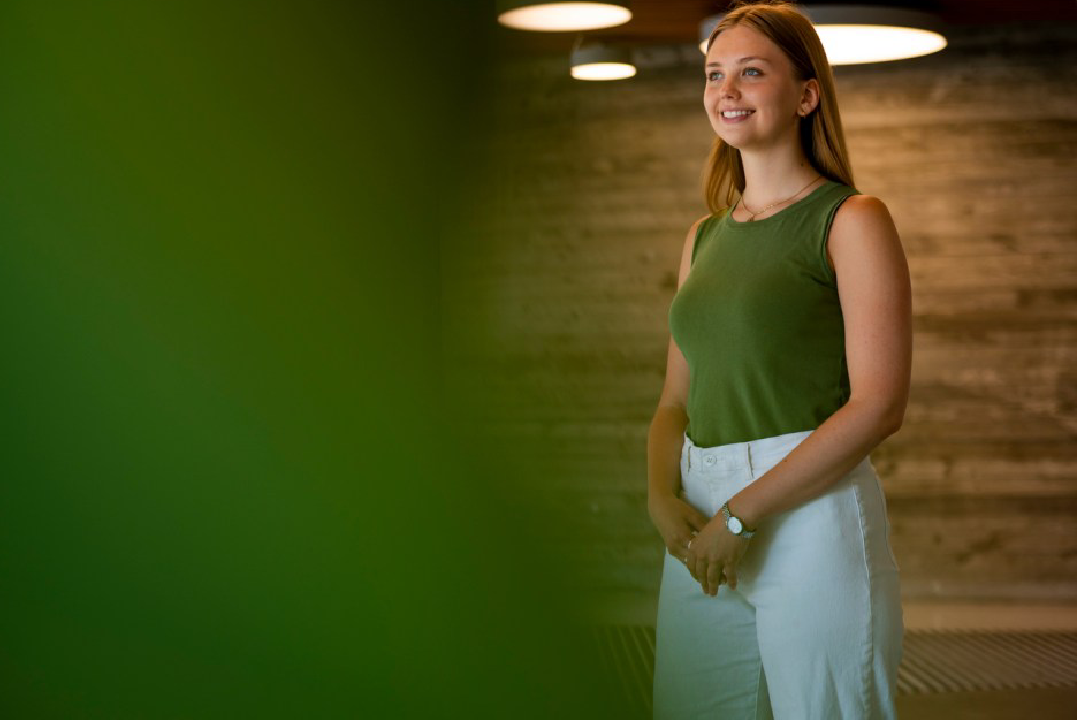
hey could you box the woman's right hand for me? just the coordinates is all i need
[648,492,711,562]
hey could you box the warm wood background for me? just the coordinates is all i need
[443,21,1077,621]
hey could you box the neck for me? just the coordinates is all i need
[737,143,820,209]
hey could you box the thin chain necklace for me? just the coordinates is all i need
[736,174,823,221]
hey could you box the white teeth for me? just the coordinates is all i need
[722,110,753,118]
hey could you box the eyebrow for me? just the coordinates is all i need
[706,56,769,67]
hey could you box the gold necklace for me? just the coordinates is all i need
[737,174,823,221]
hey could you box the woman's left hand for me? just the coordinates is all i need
[684,515,752,596]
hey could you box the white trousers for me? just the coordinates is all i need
[653,429,903,719]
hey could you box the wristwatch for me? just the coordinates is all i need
[720,501,756,538]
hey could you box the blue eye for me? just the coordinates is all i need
[707,67,762,81]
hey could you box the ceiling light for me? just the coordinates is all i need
[805,6,947,64]
[698,5,947,65]
[498,1,632,32]
[570,41,636,81]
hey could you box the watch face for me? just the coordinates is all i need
[728,516,743,534]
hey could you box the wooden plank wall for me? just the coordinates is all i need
[442,21,1077,618]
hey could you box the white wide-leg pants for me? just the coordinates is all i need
[653,429,903,719]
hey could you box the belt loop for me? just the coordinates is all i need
[685,434,691,471]
[745,442,754,477]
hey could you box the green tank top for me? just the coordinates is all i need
[669,179,860,447]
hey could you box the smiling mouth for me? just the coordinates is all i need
[720,110,755,123]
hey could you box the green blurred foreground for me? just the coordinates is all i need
[0,2,625,717]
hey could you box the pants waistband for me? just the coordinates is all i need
[683,429,814,474]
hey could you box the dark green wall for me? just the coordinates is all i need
[0,2,624,717]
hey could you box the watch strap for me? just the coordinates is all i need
[721,501,756,538]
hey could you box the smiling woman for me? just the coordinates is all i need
[647,1,911,719]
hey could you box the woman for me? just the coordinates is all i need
[647,1,911,718]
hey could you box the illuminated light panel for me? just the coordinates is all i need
[816,24,947,64]
[697,7,948,65]
[571,62,637,80]
[498,3,632,32]
[700,25,947,61]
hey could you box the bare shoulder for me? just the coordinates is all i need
[827,194,903,271]
[687,213,710,240]
[831,195,898,245]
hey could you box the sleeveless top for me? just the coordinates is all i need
[668,179,860,447]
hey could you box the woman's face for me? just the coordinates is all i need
[703,24,812,150]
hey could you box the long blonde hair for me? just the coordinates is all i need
[702,0,855,215]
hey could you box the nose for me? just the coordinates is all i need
[720,73,739,98]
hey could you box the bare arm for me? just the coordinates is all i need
[647,215,706,503]
[726,195,912,529]
[646,216,712,558]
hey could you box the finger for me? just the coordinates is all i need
[672,530,694,557]
[681,534,695,555]
[726,568,737,590]
[682,535,697,564]
[706,563,722,596]
[703,562,716,595]
[694,557,707,586]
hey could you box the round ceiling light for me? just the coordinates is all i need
[498,2,632,32]
[698,5,947,65]
[805,6,947,64]
[570,41,636,80]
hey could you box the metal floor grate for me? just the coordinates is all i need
[588,625,1077,715]
[589,624,657,716]
[896,629,1077,694]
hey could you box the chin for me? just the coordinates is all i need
[716,133,750,149]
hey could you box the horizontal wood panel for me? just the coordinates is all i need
[451,22,1077,604]
[455,422,1077,498]
[533,512,1077,591]
[452,395,1074,440]
[545,507,1077,592]
[448,360,1072,399]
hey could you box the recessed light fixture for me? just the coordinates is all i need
[699,5,947,65]
[498,1,632,32]
[570,40,636,80]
